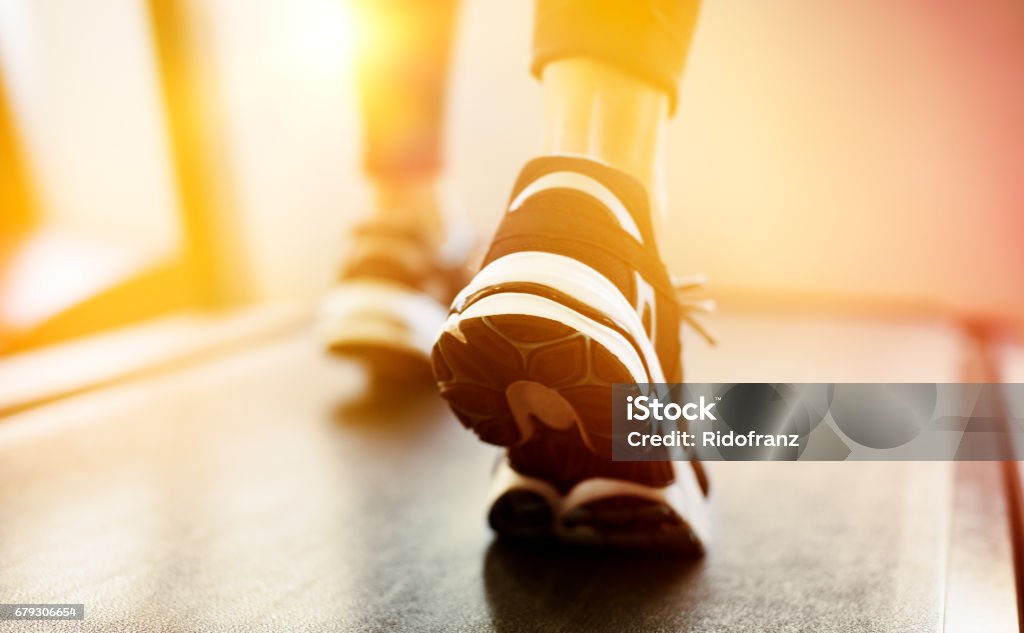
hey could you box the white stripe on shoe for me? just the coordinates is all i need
[488,459,563,515]
[450,251,666,383]
[443,291,662,383]
[559,461,711,546]
[320,280,448,355]
[507,171,643,242]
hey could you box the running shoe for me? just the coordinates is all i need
[320,217,472,385]
[431,156,711,553]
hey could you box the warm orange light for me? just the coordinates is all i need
[0,231,146,330]
[289,0,357,79]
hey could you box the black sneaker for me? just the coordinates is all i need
[320,218,471,385]
[432,156,710,553]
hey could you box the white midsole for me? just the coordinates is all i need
[487,458,563,514]
[489,458,710,545]
[488,457,711,546]
[443,292,652,385]
[450,251,666,383]
[319,280,447,355]
[560,462,711,544]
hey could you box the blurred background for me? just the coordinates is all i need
[1,0,1022,356]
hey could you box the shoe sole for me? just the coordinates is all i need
[321,281,446,384]
[433,312,707,553]
[433,313,647,464]
[486,458,708,555]
[559,467,709,554]
[487,460,561,542]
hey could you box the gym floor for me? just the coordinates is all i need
[0,308,1018,632]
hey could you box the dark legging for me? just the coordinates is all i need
[533,0,700,113]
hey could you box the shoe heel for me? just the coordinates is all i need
[432,314,624,453]
[434,312,676,492]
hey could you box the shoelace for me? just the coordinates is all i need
[672,273,717,346]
